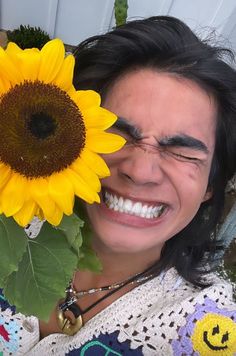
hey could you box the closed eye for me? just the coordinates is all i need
[163,150,202,163]
[172,153,200,161]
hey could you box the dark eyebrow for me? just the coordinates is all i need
[113,117,143,140]
[158,134,209,154]
[113,118,209,154]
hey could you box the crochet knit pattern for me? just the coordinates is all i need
[0,268,236,355]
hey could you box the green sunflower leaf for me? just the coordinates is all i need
[56,213,84,254]
[78,230,102,273]
[74,199,102,273]
[0,215,28,286]
[3,221,77,321]
[78,245,102,273]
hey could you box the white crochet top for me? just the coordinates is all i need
[0,268,236,355]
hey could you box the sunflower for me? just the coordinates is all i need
[0,39,125,226]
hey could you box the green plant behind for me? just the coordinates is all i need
[114,0,128,27]
[7,25,51,49]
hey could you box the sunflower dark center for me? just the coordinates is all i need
[28,112,57,139]
[0,80,86,178]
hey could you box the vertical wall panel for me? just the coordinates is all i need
[0,0,236,49]
[126,0,236,50]
[0,0,58,37]
[127,0,173,19]
[169,0,236,37]
[54,0,114,45]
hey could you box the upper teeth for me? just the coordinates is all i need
[104,191,165,219]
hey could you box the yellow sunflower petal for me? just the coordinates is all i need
[63,168,100,204]
[0,47,23,84]
[35,207,44,221]
[80,148,110,178]
[6,42,23,55]
[71,157,101,192]
[67,86,77,98]
[71,90,101,111]
[48,172,75,215]
[0,75,11,94]
[38,38,65,83]
[0,174,27,216]
[44,204,63,226]
[82,106,117,130]
[5,42,22,68]
[5,42,22,60]
[5,42,40,71]
[0,163,12,190]
[4,44,40,82]
[13,199,37,227]
[30,178,57,218]
[86,130,126,153]
[53,54,75,92]
[16,50,41,81]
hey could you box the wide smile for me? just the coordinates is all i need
[101,188,168,224]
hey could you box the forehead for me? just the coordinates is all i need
[104,69,217,151]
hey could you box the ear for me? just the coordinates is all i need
[202,188,213,202]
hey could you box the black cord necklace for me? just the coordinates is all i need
[56,265,156,336]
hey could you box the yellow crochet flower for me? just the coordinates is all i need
[0,39,125,226]
[191,313,236,355]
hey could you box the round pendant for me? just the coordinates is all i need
[56,307,83,336]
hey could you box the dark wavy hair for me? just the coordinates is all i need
[73,16,236,286]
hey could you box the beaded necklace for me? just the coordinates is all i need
[56,267,155,336]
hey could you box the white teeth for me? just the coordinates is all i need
[124,199,132,213]
[147,206,153,214]
[141,205,148,214]
[118,197,124,208]
[104,191,166,219]
[132,202,142,215]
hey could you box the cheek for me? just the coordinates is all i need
[169,172,210,227]
[170,161,210,198]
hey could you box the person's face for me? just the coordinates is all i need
[86,69,217,256]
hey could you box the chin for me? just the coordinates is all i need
[85,187,199,256]
[86,202,170,255]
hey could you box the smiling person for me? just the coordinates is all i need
[1,16,236,355]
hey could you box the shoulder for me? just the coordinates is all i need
[153,272,236,355]
[0,289,39,355]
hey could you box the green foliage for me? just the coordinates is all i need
[7,25,50,49]
[0,216,28,286]
[4,221,78,321]
[114,0,128,27]
[78,232,102,272]
[57,213,84,255]
[73,199,102,272]
[57,213,102,272]
[0,211,102,320]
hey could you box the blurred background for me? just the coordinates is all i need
[0,0,236,49]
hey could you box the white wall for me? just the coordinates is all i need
[0,0,236,49]
[127,0,236,48]
[54,0,114,45]
[0,0,59,36]
[0,0,114,45]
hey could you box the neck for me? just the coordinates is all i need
[74,238,161,290]
[97,246,158,279]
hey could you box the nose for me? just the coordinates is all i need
[118,143,165,186]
